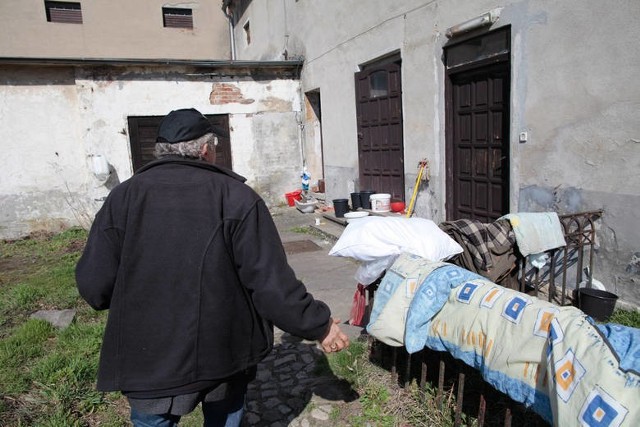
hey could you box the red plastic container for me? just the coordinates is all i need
[285,190,303,207]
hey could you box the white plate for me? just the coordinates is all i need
[343,211,369,222]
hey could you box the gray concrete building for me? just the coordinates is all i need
[223,0,640,306]
[1,0,638,306]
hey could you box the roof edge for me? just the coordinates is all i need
[0,56,304,69]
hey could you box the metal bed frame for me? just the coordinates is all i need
[365,210,604,426]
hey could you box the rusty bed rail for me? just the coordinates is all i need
[365,210,604,426]
[518,210,603,305]
[367,341,548,426]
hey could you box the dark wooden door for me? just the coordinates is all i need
[355,61,404,200]
[445,27,511,222]
[127,114,232,172]
[448,65,510,222]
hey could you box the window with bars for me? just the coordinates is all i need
[162,7,193,29]
[45,1,82,24]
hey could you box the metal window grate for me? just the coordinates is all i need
[45,1,82,24]
[162,7,193,29]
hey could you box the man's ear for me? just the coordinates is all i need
[200,143,209,158]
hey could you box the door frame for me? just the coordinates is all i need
[444,27,511,221]
[354,53,405,200]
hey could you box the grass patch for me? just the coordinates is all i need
[0,228,128,426]
[609,308,640,328]
[0,320,54,395]
[325,339,457,426]
[290,224,337,242]
[0,228,88,329]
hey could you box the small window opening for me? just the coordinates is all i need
[163,7,193,29]
[244,21,251,45]
[45,1,82,24]
[369,71,388,98]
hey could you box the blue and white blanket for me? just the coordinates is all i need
[367,253,640,426]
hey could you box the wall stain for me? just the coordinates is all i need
[262,96,292,111]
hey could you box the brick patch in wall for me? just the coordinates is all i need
[210,83,255,105]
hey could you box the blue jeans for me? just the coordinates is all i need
[130,394,245,427]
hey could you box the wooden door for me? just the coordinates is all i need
[445,28,511,222]
[355,60,405,200]
[448,67,510,221]
[127,114,232,172]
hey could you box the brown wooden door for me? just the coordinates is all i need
[445,28,511,222]
[447,65,510,222]
[127,114,232,172]
[355,60,405,200]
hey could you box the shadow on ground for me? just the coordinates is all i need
[243,332,358,426]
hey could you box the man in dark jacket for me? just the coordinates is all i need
[76,108,349,426]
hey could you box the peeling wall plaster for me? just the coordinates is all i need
[0,66,303,239]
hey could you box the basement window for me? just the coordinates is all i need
[45,1,82,24]
[162,7,193,29]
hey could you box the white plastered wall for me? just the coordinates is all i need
[0,65,302,238]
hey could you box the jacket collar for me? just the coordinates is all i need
[136,156,247,183]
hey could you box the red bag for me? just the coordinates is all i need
[349,283,367,326]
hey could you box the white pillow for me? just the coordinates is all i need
[329,216,463,262]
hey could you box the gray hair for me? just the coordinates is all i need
[154,132,217,159]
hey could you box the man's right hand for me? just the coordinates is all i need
[319,317,350,353]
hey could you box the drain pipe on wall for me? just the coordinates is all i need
[296,108,307,188]
[297,82,307,178]
[221,1,236,60]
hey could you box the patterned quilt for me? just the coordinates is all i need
[367,253,640,426]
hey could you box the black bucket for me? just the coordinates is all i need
[350,192,362,210]
[332,198,349,218]
[578,287,618,321]
[360,190,376,210]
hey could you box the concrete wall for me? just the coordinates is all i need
[0,65,303,239]
[230,0,640,305]
[232,0,288,61]
[0,0,229,60]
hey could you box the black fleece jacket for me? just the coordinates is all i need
[76,158,331,393]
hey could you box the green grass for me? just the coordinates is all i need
[324,339,457,426]
[609,308,640,327]
[0,228,128,426]
[290,224,333,241]
[0,228,88,327]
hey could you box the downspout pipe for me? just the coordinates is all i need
[221,1,236,60]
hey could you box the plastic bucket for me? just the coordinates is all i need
[360,190,376,210]
[370,193,391,212]
[285,190,302,207]
[332,199,349,218]
[578,287,618,321]
[350,192,362,210]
